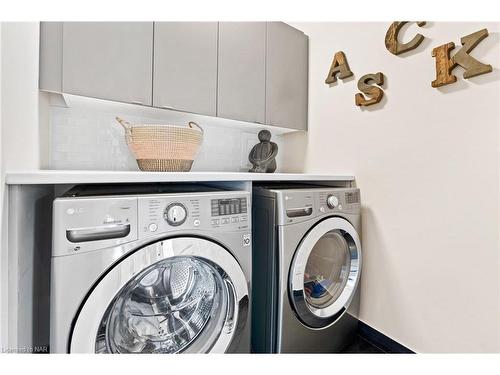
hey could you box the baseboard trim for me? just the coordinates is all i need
[358,321,415,354]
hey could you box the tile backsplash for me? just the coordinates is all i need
[49,106,284,172]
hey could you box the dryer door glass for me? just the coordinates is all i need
[303,231,351,309]
[69,237,249,353]
[289,218,361,329]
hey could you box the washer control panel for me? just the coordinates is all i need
[138,191,250,238]
[53,190,250,256]
[53,196,138,256]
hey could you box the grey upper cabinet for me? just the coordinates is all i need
[40,22,308,131]
[153,22,218,116]
[217,22,266,124]
[40,22,63,93]
[266,22,308,131]
[62,22,154,105]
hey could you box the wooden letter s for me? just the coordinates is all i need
[355,72,385,107]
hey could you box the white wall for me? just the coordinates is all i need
[1,23,41,170]
[285,22,500,352]
[0,22,41,349]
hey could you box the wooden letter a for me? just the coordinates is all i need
[325,51,353,84]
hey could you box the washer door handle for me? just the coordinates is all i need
[66,223,131,243]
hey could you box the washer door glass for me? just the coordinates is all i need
[289,218,361,329]
[96,256,227,353]
[69,237,249,354]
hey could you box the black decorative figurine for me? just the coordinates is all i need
[248,130,278,173]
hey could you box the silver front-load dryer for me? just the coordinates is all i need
[50,185,252,353]
[252,186,361,353]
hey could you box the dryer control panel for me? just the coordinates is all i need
[317,189,360,214]
[270,187,361,225]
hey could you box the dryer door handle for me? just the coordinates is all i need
[66,223,131,243]
[286,207,313,218]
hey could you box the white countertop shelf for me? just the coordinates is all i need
[5,170,355,185]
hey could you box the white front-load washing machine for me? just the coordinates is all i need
[252,185,362,353]
[50,184,252,353]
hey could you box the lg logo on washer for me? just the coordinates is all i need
[66,207,84,215]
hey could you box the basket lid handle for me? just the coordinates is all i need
[115,117,132,131]
[188,121,204,134]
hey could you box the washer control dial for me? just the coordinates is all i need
[326,195,339,209]
[164,203,187,226]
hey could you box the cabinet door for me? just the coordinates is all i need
[62,22,153,105]
[153,22,218,116]
[266,22,308,131]
[40,22,63,93]
[217,22,266,124]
